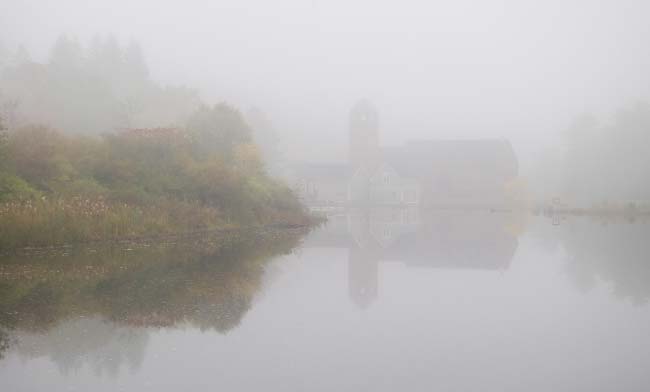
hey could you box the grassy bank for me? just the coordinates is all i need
[0,198,227,249]
[0,105,313,249]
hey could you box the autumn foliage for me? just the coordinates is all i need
[0,105,309,249]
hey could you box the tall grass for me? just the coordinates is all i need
[0,110,314,249]
[0,197,223,249]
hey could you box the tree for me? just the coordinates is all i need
[12,45,31,66]
[49,35,84,70]
[0,113,6,161]
[558,101,650,204]
[0,40,8,70]
[186,104,252,160]
[123,41,149,82]
[246,107,282,170]
[1,36,205,135]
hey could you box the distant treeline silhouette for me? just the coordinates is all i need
[0,36,310,248]
[534,101,650,207]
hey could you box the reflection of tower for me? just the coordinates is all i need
[347,211,379,309]
[348,246,378,309]
[348,99,380,170]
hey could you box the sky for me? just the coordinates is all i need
[2,0,650,170]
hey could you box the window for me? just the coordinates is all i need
[383,173,390,185]
[405,189,416,203]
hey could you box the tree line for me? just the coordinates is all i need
[0,35,309,249]
[532,100,650,207]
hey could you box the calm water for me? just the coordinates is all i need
[1,209,650,392]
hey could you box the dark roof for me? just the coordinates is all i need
[290,139,518,181]
[381,139,518,179]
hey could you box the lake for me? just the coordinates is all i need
[1,209,650,392]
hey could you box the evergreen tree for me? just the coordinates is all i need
[49,35,84,70]
[123,41,149,82]
[12,45,31,66]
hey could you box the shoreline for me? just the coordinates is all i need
[0,221,318,256]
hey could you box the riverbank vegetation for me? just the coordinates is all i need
[0,108,310,249]
[0,37,312,249]
[532,101,650,207]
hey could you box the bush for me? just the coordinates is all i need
[0,172,41,202]
[0,106,309,249]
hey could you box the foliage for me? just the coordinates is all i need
[186,104,253,160]
[0,113,6,162]
[0,36,310,249]
[504,177,529,207]
[0,172,40,202]
[246,107,283,172]
[538,101,650,204]
[0,35,201,134]
[0,198,222,249]
[0,105,309,249]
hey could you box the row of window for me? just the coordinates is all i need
[372,189,419,203]
[297,180,419,204]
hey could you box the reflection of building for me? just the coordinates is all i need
[288,100,519,207]
[303,209,519,308]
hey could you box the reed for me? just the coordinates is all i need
[0,197,223,249]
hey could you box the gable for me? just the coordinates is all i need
[369,163,399,186]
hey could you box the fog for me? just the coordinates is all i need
[3,0,650,171]
[4,3,650,389]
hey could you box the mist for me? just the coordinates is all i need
[3,0,650,172]
[4,2,650,391]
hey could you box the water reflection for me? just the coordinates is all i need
[530,213,650,304]
[305,208,522,308]
[3,211,650,390]
[13,317,147,377]
[0,229,305,366]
